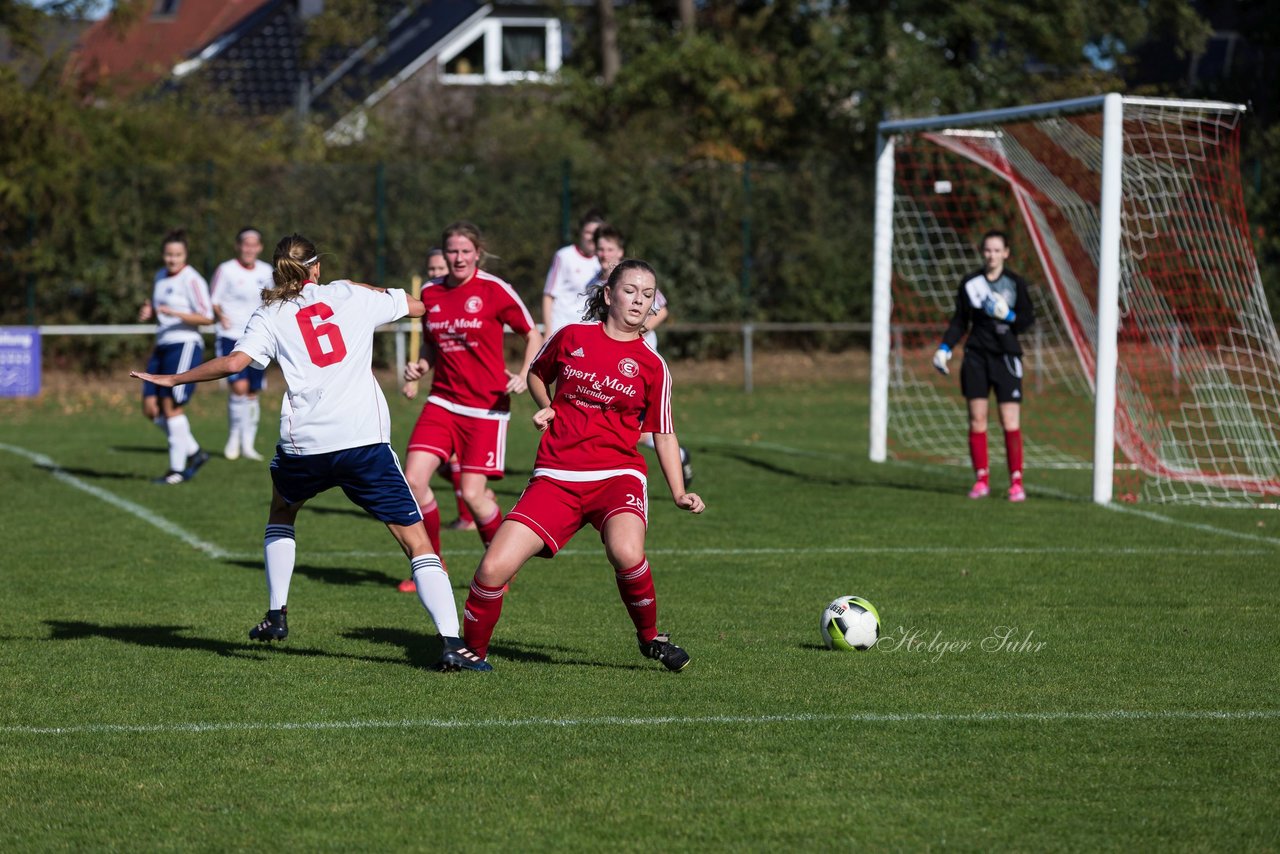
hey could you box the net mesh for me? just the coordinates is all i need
[886,100,1280,505]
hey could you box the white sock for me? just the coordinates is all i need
[228,394,245,443]
[411,554,460,637]
[264,524,296,610]
[242,396,260,449]
[166,414,194,471]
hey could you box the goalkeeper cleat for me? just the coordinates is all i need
[1008,483,1027,503]
[967,480,990,499]
[249,608,288,642]
[639,632,690,672]
[437,637,492,672]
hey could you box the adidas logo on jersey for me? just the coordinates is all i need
[569,347,585,357]
[430,304,442,313]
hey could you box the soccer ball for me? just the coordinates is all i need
[820,596,881,651]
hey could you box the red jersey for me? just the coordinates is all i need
[530,322,674,480]
[421,270,535,417]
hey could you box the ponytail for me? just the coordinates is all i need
[263,233,318,305]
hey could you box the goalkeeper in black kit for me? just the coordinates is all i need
[932,230,1036,502]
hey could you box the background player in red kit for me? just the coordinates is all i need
[401,247,483,536]
[401,222,543,583]
[462,259,705,672]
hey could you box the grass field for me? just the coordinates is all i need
[2,364,1278,850]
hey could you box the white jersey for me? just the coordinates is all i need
[233,281,409,456]
[543,244,601,334]
[152,266,212,347]
[210,258,272,339]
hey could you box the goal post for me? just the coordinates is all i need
[870,94,1280,507]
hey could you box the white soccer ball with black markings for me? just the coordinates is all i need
[820,596,880,651]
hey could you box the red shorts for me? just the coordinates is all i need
[507,474,648,557]
[406,402,508,478]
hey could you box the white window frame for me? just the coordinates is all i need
[438,16,562,85]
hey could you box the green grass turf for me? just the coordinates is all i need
[2,372,1278,850]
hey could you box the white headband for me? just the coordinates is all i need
[303,256,319,266]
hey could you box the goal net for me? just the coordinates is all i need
[869,95,1280,506]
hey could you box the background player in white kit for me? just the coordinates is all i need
[131,233,488,672]
[138,229,213,485]
[590,224,693,485]
[210,227,272,461]
[462,259,704,671]
[542,210,603,336]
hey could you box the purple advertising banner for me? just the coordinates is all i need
[0,327,40,398]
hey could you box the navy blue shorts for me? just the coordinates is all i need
[142,341,203,405]
[217,337,266,391]
[270,443,422,526]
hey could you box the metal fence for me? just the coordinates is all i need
[35,321,872,393]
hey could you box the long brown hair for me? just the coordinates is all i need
[263,233,318,305]
[582,259,657,322]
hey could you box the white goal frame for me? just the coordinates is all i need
[868,93,1250,505]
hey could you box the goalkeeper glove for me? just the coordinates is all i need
[982,294,1016,322]
[932,344,952,375]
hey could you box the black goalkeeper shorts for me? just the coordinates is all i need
[961,349,1023,403]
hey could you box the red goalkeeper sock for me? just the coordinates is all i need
[615,557,658,643]
[969,430,990,483]
[450,462,473,524]
[420,500,441,555]
[476,505,503,547]
[462,580,506,660]
[1005,428,1024,486]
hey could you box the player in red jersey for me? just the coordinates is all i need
[400,222,543,589]
[401,248,482,534]
[592,224,693,485]
[461,259,705,671]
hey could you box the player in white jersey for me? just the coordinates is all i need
[210,227,272,461]
[137,229,214,485]
[541,210,603,335]
[130,233,489,672]
[590,224,693,485]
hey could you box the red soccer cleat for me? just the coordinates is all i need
[397,577,416,593]
[967,480,990,499]
[1008,483,1027,503]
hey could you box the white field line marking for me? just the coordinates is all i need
[225,543,1275,563]
[0,442,229,560]
[3,709,1278,737]
[886,458,1280,549]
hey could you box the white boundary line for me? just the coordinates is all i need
[3,709,1277,737]
[6,442,1274,562]
[220,543,1275,562]
[0,442,229,560]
